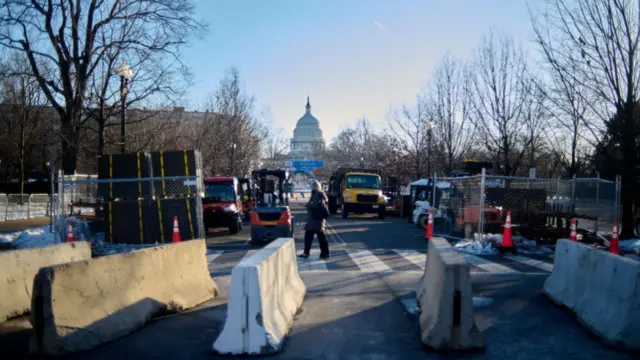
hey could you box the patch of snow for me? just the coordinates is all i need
[0,226,61,249]
[0,216,103,250]
[455,232,554,255]
[620,239,640,253]
[454,239,498,255]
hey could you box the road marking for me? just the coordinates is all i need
[394,249,426,270]
[241,250,258,262]
[346,249,393,273]
[326,221,346,244]
[297,254,329,272]
[507,255,554,272]
[461,254,522,274]
[206,250,224,263]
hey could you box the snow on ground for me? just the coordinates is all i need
[0,216,165,256]
[0,216,103,250]
[454,233,554,255]
[620,239,640,253]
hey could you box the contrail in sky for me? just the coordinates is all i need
[374,21,390,33]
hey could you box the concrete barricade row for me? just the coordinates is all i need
[0,242,92,323]
[213,237,306,355]
[544,239,640,350]
[417,237,484,350]
[29,239,217,356]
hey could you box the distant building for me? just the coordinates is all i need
[289,97,325,161]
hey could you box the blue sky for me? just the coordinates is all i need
[182,0,536,142]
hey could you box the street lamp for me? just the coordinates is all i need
[427,121,433,177]
[117,60,133,154]
[231,143,237,175]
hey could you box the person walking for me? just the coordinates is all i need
[299,180,330,259]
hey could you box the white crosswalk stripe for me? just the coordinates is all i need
[241,250,258,262]
[207,248,554,275]
[345,249,393,273]
[393,249,427,270]
[460,253,522,274]
[507,255,554,272]
[206,250,224,264]
[297,254,329,272]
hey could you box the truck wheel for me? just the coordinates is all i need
[329,198,337,214]
[250,230,262,247]
[341,204,349,218]
[229,219,240,235]
[378,207,386,219]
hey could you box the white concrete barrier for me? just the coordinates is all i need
[213,237,306,355]
[29,239,217,356]
[0,242,91,323]
[544,239,640,350]
[417,237,484,350]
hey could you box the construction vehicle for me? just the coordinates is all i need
[238,177,254,220]
[202,177,244,234]
[249,169,294,245]
[327,168,387,219]
[411,160,503,238]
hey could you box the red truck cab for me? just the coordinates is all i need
[203,177,243,234]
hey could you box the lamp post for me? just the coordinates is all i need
[231,143,237,176]
[427,121,433,177]
[117,60,133,154]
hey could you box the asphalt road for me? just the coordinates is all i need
[4,200,636,359]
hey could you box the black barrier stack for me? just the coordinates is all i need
[100,150,205,244]
[104,200,160,244]
[150,150,202,197]
[98,152,154,200]
[149,150,204,241]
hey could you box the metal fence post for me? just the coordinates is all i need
[432,172,437,209]
[571,174,577,214]
[595,174,600,233]
[27,195,31,218]
[616,174,621,224]
[49,160,55,232]
[478,167,486,235]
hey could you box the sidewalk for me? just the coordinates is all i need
[0,217,50,233]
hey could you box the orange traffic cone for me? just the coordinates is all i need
[425,210,433,240]
[66,221,75,242]
[498,211,516,254]
[610,222,619,255]
[569,218,577,242]
[172,216,181,243]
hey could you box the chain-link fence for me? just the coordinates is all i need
[0,193,55,221]
[56,175,205,244]
[432,172,620,240]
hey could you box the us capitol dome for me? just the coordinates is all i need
[289,97,325,160]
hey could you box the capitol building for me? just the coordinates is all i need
[289,97,325,161]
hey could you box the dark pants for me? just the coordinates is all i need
[303,230,329,256]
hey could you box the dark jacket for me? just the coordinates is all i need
[305,189,328,232]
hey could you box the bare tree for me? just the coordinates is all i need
[424,53,475,174]
[186,67,266,177]
[466,31,532,176]
[388,97,431,179]
[0,55,52,192]
[263,128,290,169]
[530,0,640,237]
[328,117,379,168]
[0,0,205,174]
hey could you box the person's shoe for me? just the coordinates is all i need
[319,254,330,260]
[298,253,310,259]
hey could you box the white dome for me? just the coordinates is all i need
[290,97,325,153]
